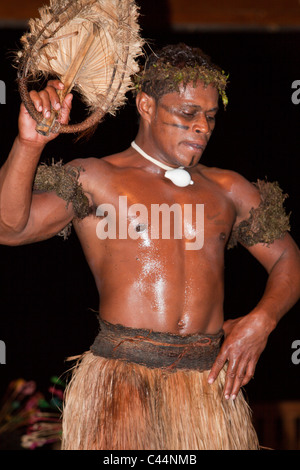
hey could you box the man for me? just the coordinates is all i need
[0,44,299,450]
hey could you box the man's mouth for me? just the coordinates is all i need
[181,141,206,151]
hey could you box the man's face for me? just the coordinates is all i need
[147,81,219,168]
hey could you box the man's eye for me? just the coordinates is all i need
[207,115,216,121]
[181,111,194,117]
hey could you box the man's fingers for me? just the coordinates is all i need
[222,356,240,399]
[46,79,64,91]
[224,359,249,400]
[29,90,44,114]
[58,93,73,124]
[29,89,53,118]
[208,351,227,384]
[224,358,257,400]
[208,345,257,401]
[38,90,53,118]
[44,84,63,112]
[23,80,72,130]
[29,81,65,117]
[241,361,256,387]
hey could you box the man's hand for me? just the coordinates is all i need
[208,312,271,399]
[18,79,73,147]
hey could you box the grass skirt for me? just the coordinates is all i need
[61,351,259,450]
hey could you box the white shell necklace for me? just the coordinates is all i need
[131,141,194,188]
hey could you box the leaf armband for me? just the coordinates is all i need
[33,161,91,239]
[228,180,291,249]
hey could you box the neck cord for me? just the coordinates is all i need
[131,141,194,187]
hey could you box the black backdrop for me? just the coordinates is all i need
[0,5,299,408]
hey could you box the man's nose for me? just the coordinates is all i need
[192,115,210,134]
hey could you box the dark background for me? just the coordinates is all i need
[0,1,299,419]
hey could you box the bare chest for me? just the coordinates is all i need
[91,171,236,248]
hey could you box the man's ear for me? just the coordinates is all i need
[136,92,156,124]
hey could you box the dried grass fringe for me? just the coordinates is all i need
[61,351,259,450]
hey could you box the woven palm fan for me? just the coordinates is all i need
[17,0,143,135]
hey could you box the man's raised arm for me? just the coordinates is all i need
[0,80,74,245]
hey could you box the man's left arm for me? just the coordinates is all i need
[208,174,300,399]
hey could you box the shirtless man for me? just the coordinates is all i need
[0,44,299,450]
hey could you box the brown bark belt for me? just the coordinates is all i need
[90,319,224,372]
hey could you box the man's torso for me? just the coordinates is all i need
[73,150,238,335]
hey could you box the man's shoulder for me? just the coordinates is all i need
[68,150,128,180]
[198,165,261,210]
[67,149,132,198]
[68,155,115,172]
[199,165,250,192]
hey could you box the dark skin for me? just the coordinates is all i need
[0,80,299,401]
